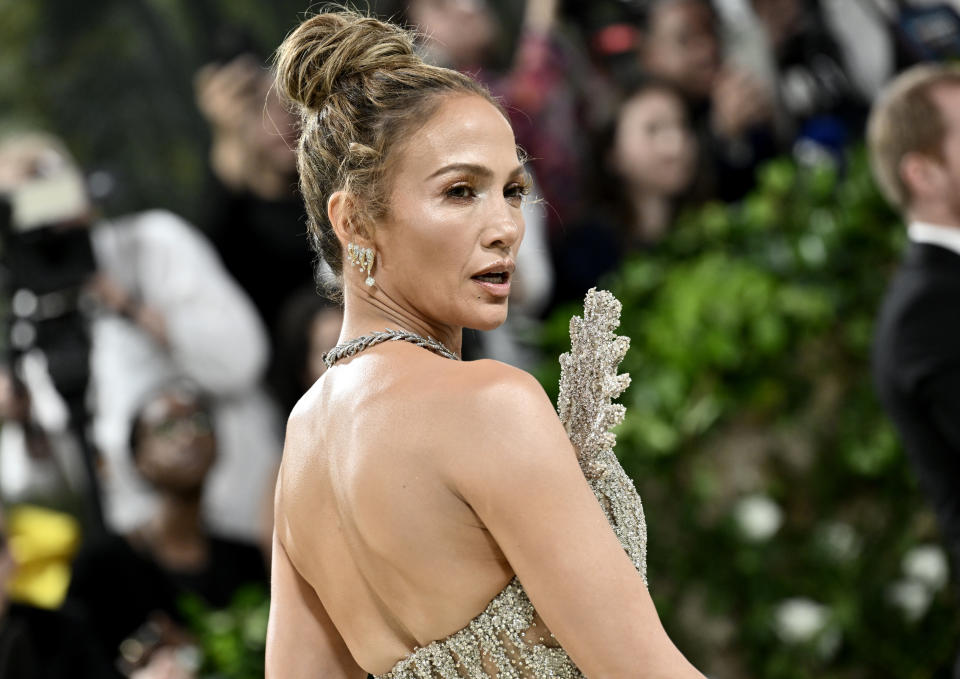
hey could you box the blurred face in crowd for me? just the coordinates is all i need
[406,0,497,68]
[641,0,720,100]
[365,93,525,333]
[0,135,91,227]
[0,136,62,190]
[134,390,216,495]
[611,87,697,198]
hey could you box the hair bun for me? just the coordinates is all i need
[275,10,418,112]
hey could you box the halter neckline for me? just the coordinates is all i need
[322,328,461,367]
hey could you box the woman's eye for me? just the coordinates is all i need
[505,182,530,202]
[446,184,475,199]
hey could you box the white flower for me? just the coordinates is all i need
[774,598,830,643]
[887,579,933,622]
[734,494,783,541]
[902,544,950,592]
[817,521,861,562]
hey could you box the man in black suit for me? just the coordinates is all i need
[870,63,960,677]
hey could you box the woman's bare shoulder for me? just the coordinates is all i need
[278,355,567,485]
[432,359,575,474]
[440,358,557,422]
[276,377,336,507]
[284,378,328,448]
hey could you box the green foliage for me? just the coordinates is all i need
[179,585,269,679]
[539,149,959,678]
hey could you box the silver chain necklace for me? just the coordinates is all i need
[322,328,461,367]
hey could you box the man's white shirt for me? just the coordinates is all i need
[909,221,960,257]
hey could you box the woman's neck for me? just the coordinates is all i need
[339,284,462,357]
[626,190,672,245]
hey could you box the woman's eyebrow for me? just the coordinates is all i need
[427,163,525,180]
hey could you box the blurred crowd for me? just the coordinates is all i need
[0,0,959,676]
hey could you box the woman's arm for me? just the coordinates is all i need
[265,530,366,679]
[445,364,705,679]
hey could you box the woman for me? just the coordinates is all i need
[552,76,698,306]
[605,77,698,245]
[266,9,705,678]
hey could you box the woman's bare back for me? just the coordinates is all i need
[268,292,706,679]
[275,342,518,673]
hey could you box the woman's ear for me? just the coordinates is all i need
[328,190,354,248]
[328,190,375,247]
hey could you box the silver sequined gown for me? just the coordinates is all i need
[375,290,649,679]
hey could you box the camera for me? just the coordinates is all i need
[0,140,105,532]
[0,153,97,404]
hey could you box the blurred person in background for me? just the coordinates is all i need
[748,0,866,161]
[552,76,698,306]
[194,54,315,336]
[403,0,499,71]
[870,63,960,679]
[637,0,778,201]
[0,365,90,518]
[269,289,345,415]
[0,132,280,548]
[66,380,267,676]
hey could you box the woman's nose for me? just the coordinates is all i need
[659,127,686,157]
[484,206,522,252]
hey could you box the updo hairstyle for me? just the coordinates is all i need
[274,8,502,298]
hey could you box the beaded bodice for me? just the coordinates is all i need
[374,289,648,679]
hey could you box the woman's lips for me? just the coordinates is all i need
[471,273,511,297]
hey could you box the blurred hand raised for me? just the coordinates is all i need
[194,54,264,133]
[711,66,774,139]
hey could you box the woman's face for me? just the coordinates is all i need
[612,88,697,197]
[372,94,526,332]
[406,0,497,69]
[643,0,720,100]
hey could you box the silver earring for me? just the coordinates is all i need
[348,243,376,287]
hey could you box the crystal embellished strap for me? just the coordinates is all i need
[322,328,461,367]
[557,288,632,479]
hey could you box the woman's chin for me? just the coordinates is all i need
[467,305,509,332]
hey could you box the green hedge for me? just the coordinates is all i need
[539,149,959,678]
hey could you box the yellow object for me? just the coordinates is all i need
[5,504,81,609]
